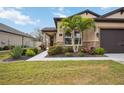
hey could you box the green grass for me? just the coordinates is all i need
[0,51,10,60]
[0,60,124,85]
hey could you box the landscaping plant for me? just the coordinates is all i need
[22,49,27,56]
[48,46,63,55]
[65,52,73,57]
[33,48,39,54]
[3,46,10,50]
[10,46,23,59]
[0,47,2,51]
[77,52,85,57]
[64,46,73,53]
[60,15,96,52]
[95,47,105,55]
[26,49,36,57]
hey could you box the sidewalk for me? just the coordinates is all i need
[26,50,48,61]
[27,57,112,61]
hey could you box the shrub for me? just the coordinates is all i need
[65,52,73,57]
[95,47,105,55]
[39,44,46,50]
[64,46,73,53]
[33,48,39,54]
[26,49,36,57]
[22,48,27,56]
[0,47,2,51]
[10,45,15,49]
[77,52,85,57]
[80,47,90,53]
[48,50,54,56]
[3,46,10,50]
[10,46,23,59]
[89,47,96,55]
[48,46,63,55]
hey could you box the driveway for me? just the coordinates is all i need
[105,53,124,64]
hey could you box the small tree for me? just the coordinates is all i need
[31,28,43,42]
[60,16,96,52]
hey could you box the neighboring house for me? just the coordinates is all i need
[42,7,124,53]
[0,23,36,48]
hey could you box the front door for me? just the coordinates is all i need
[50,36,54,46]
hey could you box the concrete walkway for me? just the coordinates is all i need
[26,52,112,61]
[105,53,124,64]
[26,51,124,63]
[27,57,112,61]
[26,50,48,61]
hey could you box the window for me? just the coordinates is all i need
[64,31,82,45]
[64,32,72,44]
[74,31,81,44]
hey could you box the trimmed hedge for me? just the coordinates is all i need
[48,46,63,56]
[26,49,36,57]
[64,46,73,53]
[94,47,105,55]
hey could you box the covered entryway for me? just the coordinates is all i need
[42,27,57,48]
[100,29,124,53]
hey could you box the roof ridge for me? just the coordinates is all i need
[102,7,124,17]
[0,23,33,38]
[69,9,101,18]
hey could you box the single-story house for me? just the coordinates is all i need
[42,7,124,53]
[0,23,36,48]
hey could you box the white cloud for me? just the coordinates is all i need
[0,7,40,25]
[52,7,65,12]
[52,7,67,17]
[58,7,65,12]
[14,7,23,10]
[100,7,110,10]
[53,12,67,17]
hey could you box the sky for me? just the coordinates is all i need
[0,7,119,34]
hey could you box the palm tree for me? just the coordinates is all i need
[60,15,96,52]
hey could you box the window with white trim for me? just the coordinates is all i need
[64,31,82,45]
[64,32,72,44]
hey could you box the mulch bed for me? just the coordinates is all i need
[3,56,31,62]
[46,53,106,58]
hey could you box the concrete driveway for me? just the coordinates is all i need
[105,53,124,64]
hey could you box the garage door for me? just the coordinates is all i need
[100,29,124,53]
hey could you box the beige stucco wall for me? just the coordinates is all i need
[42,33,50,47]
[80,13,97,18]
[56,22,64,44]
[96,22,124,29]
[55,11,124,48]
[0,31,35,47]
[105,12,124,18]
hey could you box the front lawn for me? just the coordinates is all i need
[0,60,124,84]
[0,51,10,60]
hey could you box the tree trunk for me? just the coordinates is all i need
[75,32,81,52]
[72,30,76,52]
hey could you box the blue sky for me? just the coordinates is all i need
[0,7,118,34]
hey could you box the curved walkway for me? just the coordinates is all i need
[26,50,48,61]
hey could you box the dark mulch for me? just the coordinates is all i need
[46,53,106,58]
[3,56,31,62]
